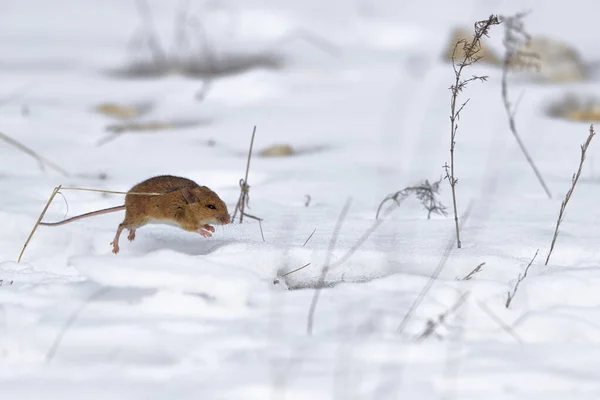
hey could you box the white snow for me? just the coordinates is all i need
[2,0,600,398]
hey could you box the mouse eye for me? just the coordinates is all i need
[207,204,216,210]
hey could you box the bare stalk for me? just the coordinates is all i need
[302,228,316,247]
[232,126,262,223]
[506,249,538,308]
[545,125,596,265]
[500,12,551,199]
[0,131,69,176]
[446,15,501,249]
[416,292,470,341]
[459,262,485,281]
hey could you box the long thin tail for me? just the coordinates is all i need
[39,205,126,226]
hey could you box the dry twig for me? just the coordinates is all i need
[506,249,538,308]
[232,126,263,223]
[302,228,316,247]
[446,15,501,249]
[545,125,596,265]
[376,177,447,219]
[416,292,470,341]
[459,262,485,281]
[500,12,550,199]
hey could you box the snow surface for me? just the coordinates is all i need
[2,0,600,398]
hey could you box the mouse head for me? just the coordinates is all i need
[181,186,231,226]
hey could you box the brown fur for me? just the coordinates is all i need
[40,175,231,254]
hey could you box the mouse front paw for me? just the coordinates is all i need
[110,241,120,254]
[198,228,213,238]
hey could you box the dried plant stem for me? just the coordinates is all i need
[0,132,69,176]
[307,198,352,336]
[416,292,470,341]
[446,15,501,249]
[506,249,538,308]
[545,125,596,265]
[302,228,316,247]
[232,126,262,223]
[501,12,551,199]
[282,262,311,278]
[18,185,62,263]
[460,262,485,281]
[59,187,162,196]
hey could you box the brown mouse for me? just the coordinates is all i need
[39,175,231,254]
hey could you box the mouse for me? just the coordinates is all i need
[39,175,231,254]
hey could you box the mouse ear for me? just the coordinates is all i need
[182,187,199,204]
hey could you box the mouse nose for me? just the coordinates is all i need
[219,214,231,224]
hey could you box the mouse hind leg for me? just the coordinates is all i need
[110,213,147,254]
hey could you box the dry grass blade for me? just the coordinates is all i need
[306,198,352,336]
[18,185,62,263]
[0,132,69,176]
[416,291,470,341]
[500,12,550,199]
[506,249,538,308]
[60,187,163,196]
[446,15,501,249]
[545,124,596,265]
[459,262,485,281]
[282,262,311,278]
[302,228,316,247]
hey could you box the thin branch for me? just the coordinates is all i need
[416,292,470,341]
[307,198,352,335]
[258,219,265,242]
[500,12,550,199]
[446,15,501,249]
[232,126,262,223]
[0,132,69,176]
[545,124,596,265]
[282,263,312,278]
[302,228,316,247]
[506,249,538,308]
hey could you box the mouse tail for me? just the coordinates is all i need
[39,205,126,226]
